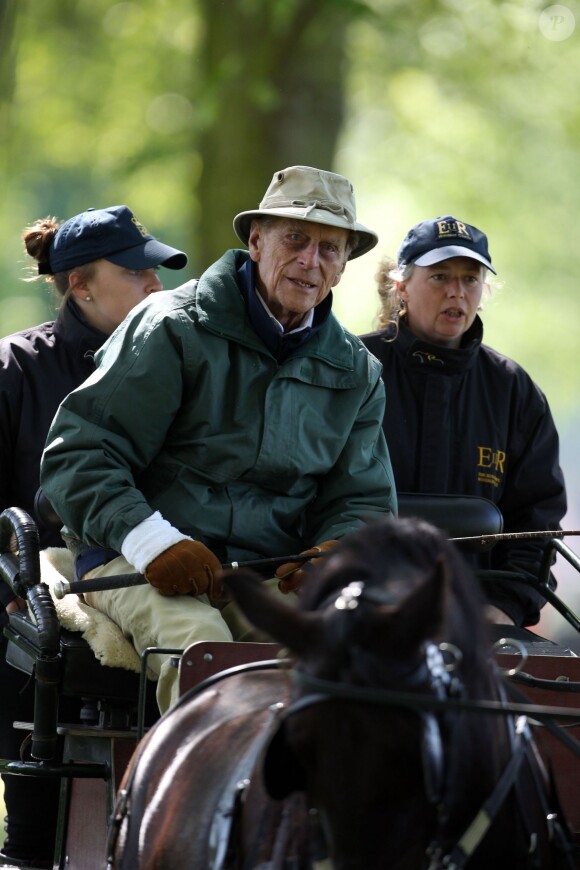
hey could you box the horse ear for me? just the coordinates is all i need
[359,554,450,658]
[223,569,323,656]
[400,554,451,652]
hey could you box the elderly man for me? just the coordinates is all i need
[41,165,396,712]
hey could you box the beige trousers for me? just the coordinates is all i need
[83,556,233,713]
[83,557,294,713]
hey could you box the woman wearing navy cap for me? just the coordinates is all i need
[361,215,566,631]
[0,205,187,868]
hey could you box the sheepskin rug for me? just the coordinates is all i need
[39,547,141,673]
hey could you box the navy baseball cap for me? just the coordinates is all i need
[38,205,188,275]
[397,216,496,274]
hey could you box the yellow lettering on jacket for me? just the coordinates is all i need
[477,446,506,472]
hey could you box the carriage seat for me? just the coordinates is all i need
[39,547,141,669]
[397,492,503,551]
[4,544,147,697]
[2,543,158,730]
[5,609,148,704]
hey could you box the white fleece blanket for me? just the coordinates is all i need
[39,547,141,673]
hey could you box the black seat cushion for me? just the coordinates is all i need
[397,493,503,551]
[5,610,145,702]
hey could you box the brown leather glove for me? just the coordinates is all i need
[145,540,223,600]
[275,540,338,594]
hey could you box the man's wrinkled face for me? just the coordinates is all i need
[248,218,350,331]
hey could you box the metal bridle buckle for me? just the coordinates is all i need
[438,642,463,672]
[335,581,363,611]
[491,636,528,676]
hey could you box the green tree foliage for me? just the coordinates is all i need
[0,0,18,150]
[0,0,202,332]
[1,0,580,414]
[0,0,351,323]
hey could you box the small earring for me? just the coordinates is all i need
[85,296,91,302]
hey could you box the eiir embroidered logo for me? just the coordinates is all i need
[477,445,506,488]
[435,219,472,242]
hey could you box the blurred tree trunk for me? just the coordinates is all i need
[0,0,18,157]
[195,0,350,267]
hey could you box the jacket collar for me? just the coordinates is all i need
[53,298,110,361]
[390,315,483,373]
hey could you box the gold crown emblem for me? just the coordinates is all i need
[131,216,149,238]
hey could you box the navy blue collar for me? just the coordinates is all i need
[386,315,483,373]
[53,298,110,361]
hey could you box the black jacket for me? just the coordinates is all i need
[0,300,108,610]
[361,316,567,626]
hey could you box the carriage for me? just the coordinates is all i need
[1,496,579,869]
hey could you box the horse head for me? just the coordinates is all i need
[225,516,508,869]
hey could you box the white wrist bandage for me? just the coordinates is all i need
[121,511,191,573]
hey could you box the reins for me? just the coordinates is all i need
[288,669,580,732]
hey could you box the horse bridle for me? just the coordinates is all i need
[287,582,580,723]
[288,633,462,810]
[281,581,578,869]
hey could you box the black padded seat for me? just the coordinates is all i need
[5,609,148,703]
[397,492,503,550]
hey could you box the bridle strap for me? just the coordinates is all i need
[290,670,580,726]
[421,711,446,805]
[288,664,580,848]
[428,717,530,869]
[511,671,580,693]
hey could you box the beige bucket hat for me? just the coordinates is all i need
[233,165,378,260]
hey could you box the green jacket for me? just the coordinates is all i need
[41,250,396,562]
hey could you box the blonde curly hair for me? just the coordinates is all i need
[374,257,414,335]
